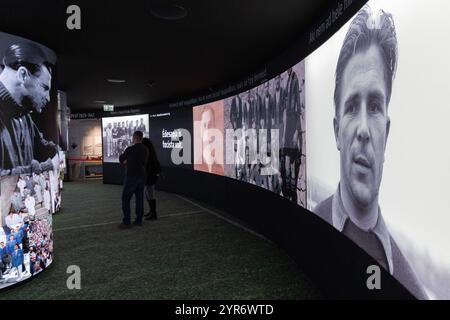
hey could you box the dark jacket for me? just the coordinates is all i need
[144,141,160,186]
[119,143,149,178]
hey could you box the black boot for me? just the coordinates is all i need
[147,199,157,220]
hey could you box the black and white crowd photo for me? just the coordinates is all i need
[102,114,150,163]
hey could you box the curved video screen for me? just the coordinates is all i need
[187,0,450,299]
[95,0,450,299]
[0,32,58,289]
[306,0,450,299]
[193,61,306,207]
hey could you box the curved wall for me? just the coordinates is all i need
[0,32,61,289]
[101,0,450,299]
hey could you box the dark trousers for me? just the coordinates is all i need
[122,175,145,224]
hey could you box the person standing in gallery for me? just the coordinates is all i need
[142,137,160,220]
[119,131,149,227]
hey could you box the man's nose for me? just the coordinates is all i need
[356,104,370,143]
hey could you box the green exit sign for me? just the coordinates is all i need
[103,104,114,111]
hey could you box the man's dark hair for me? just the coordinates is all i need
[334,5,398,116]
[3,42,53,76]
[133,131,144,140]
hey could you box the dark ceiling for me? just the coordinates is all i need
[0,0,328,112]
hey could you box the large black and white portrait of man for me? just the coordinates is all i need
[0,42,59,176]
[312,5,427,299]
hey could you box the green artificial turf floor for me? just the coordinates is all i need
[0,179,321,300]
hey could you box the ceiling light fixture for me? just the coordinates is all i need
[94,100,106,104]
[107,78,126,83]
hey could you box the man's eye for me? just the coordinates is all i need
[368,102,380,113]
[345,103,357,114]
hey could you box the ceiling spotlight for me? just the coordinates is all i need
[150,4,187,20]
[107,78,126,83]
[94,100,106,104]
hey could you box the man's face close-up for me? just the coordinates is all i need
[335,45,390,209]
[24,66,51,113]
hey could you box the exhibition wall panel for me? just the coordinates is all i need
[0,32,59,289]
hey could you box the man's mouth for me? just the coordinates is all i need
[353,154,372,169]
